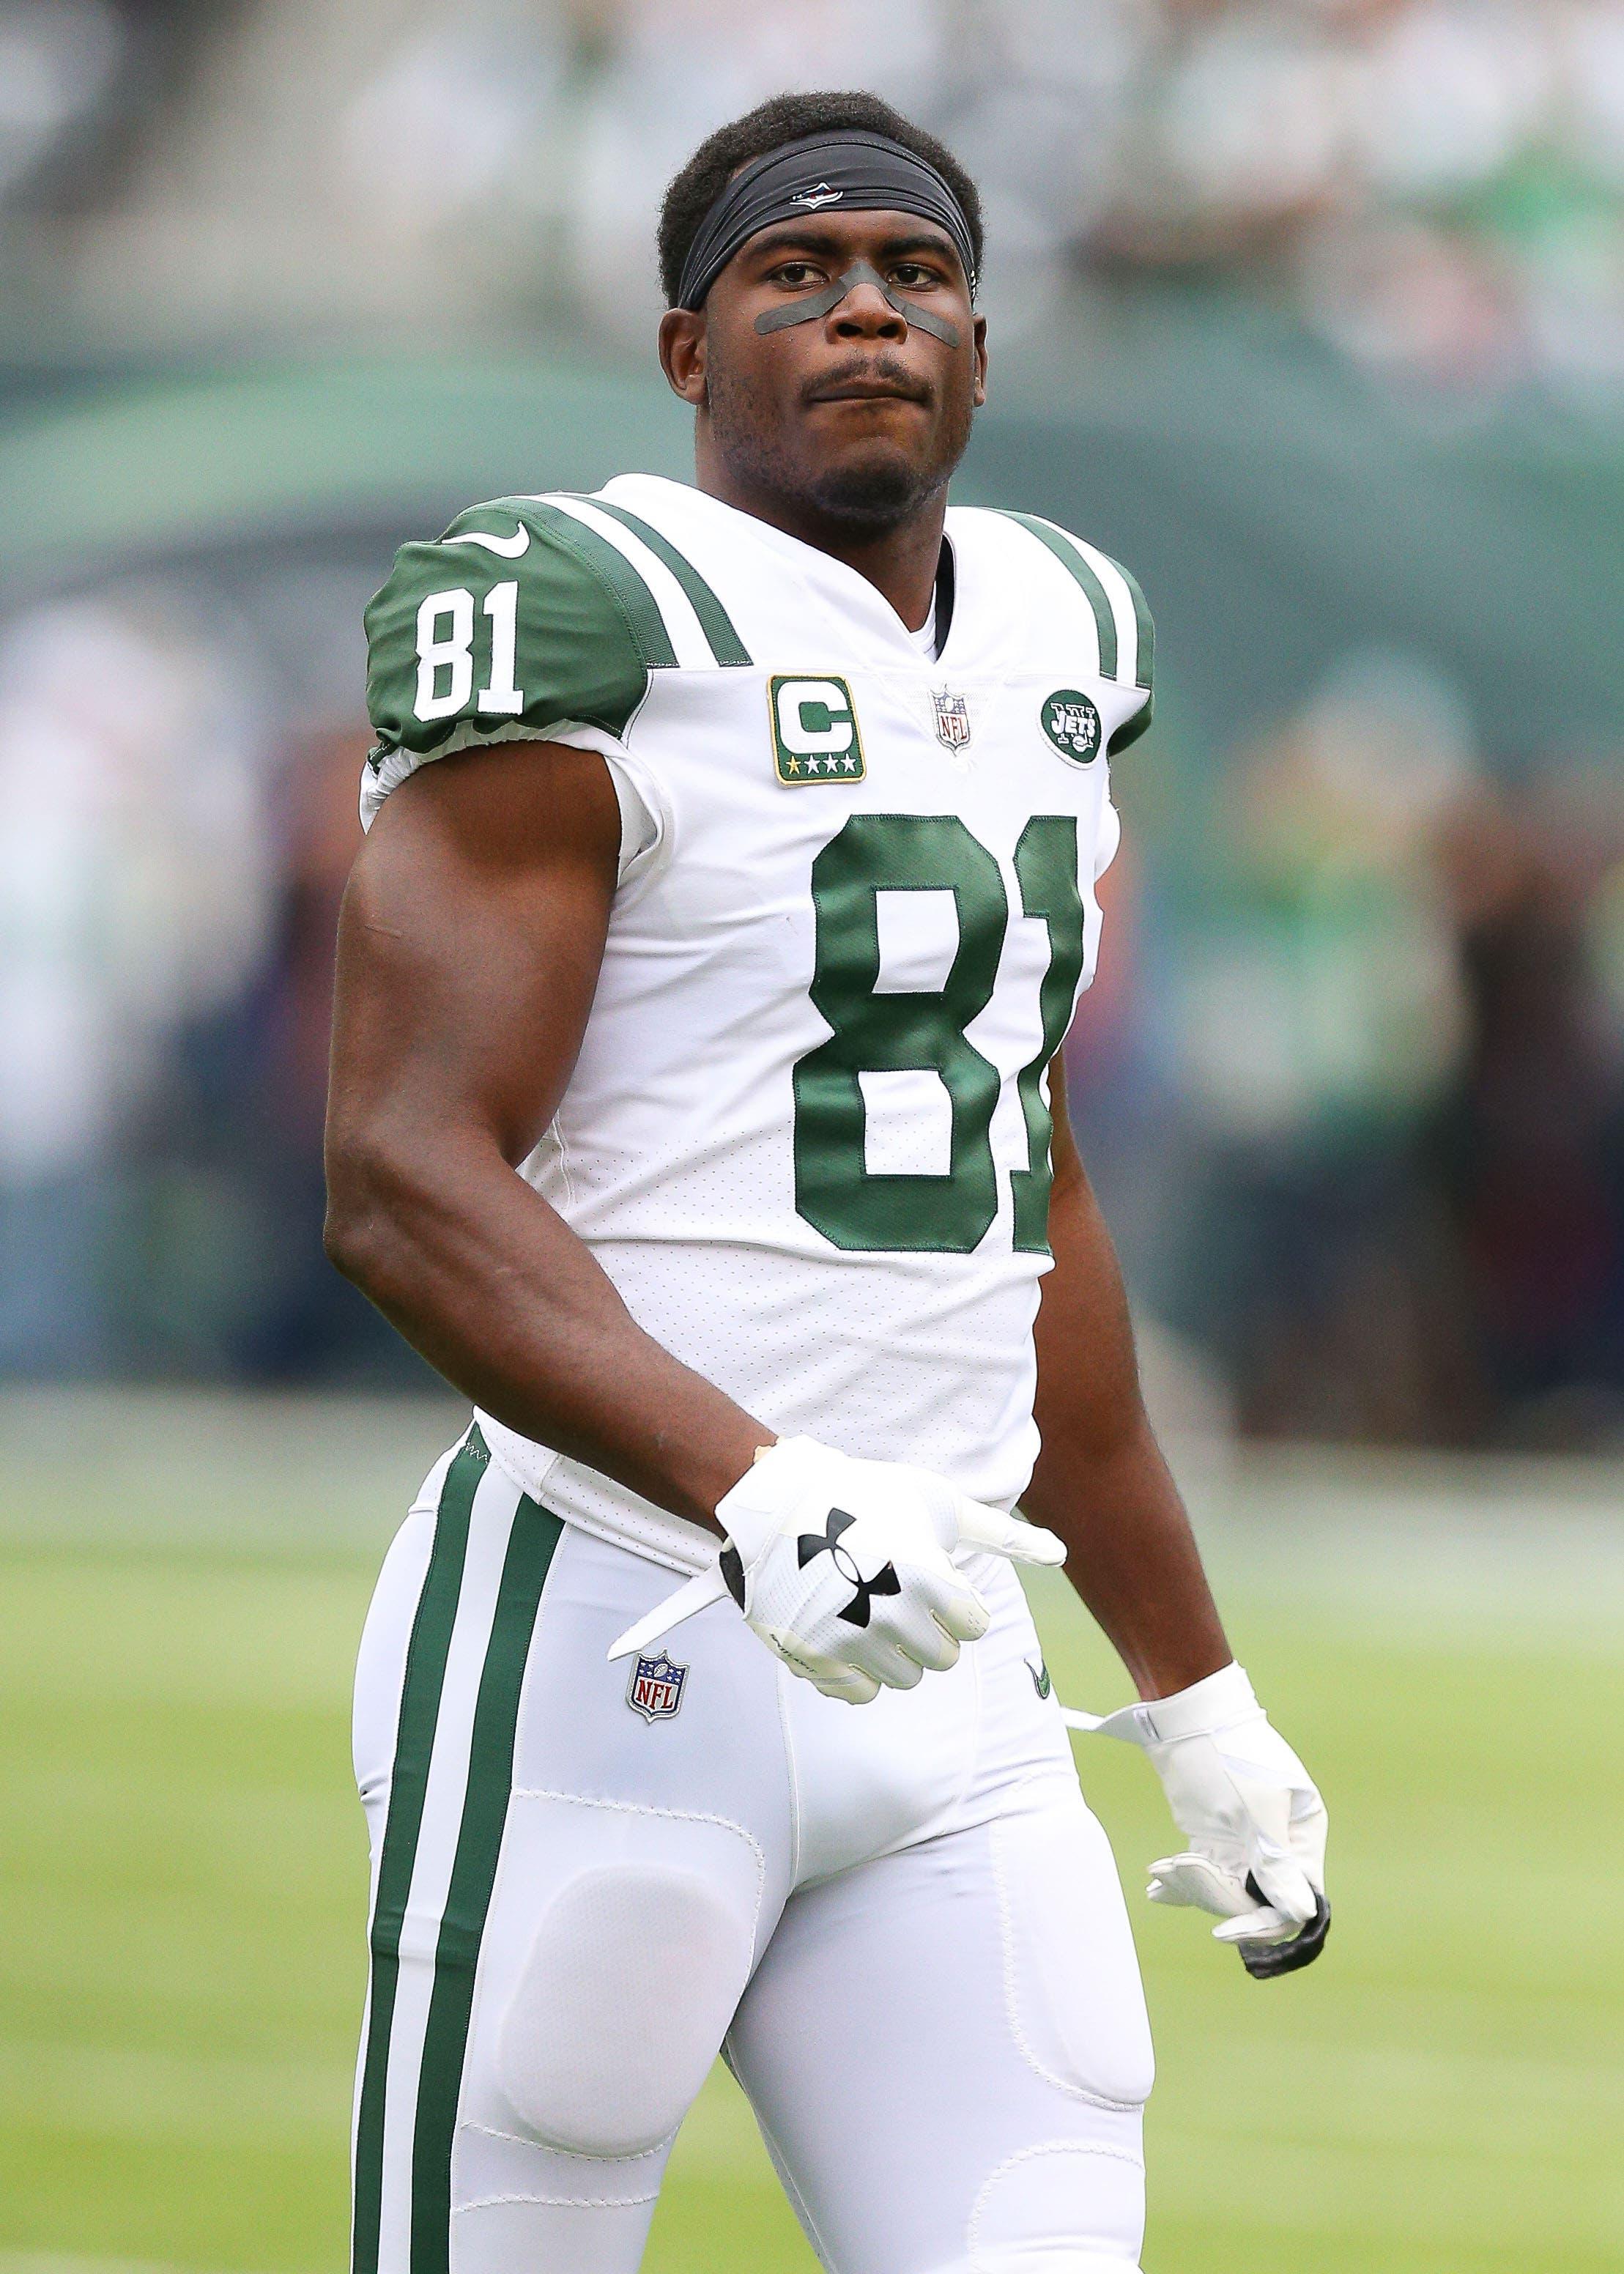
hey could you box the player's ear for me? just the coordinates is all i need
[973,314,988,410]
[659,307,708,404]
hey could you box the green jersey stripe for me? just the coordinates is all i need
[351,1428,489,2274]
[1108,689,1154,755]
[409,1496,563,2273]
[1117,559,1154,692]
[526,501,679,672]
[584,500,753,667]
[998,511,1119,680]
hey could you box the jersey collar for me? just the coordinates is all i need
[604,474,963,670]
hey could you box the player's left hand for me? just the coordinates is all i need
[1064,1662,1330,1978]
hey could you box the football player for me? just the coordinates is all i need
[326,87,1329,2274]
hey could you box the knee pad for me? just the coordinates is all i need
[965,2140,1145,2274]
[495,1862,753,2158]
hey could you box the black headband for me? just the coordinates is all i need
[675,128,978,314]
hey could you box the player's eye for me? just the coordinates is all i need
[889,262,941,290]
[771,262,823,287]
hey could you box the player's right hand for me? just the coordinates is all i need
[715,1435,1066,1704]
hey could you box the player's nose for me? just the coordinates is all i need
[829,281,908,340]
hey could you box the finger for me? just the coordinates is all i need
[883,1598,963,1674]
[1287,1793,1330,1886]
[930,1580,991,1644]
[1247,1852,1318,1928]
[816,1666,881,1705]
[1146,1853,1254,1917]
[954,1497,1066,1567]
[765,1629,865,1697]
[1214,1906,1296,1944]
[868,1641,924,1691]
[921,1615,963,1673]
[1235,1891,1332,1978]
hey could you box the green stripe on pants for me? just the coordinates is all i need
[409,1494,564,2272]
[352,1426,489,2274]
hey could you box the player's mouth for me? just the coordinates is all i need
[804,360,931,409]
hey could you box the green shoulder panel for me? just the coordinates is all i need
[365,497,670,766]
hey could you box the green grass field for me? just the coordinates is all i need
[1,1395,1620,2274]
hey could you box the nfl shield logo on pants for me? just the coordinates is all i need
[932,688,971,750]
[627,1650,687,1722]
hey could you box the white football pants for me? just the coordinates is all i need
[350,1428,1153,2274]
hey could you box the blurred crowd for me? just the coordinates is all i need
[2,0,1623,1446]
[0,560,391,1384]
[1068,657,1624,1446]
[1,555,1621,1448]
[5,0,1624,399]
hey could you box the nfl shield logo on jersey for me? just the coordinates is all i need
[931,688,972,749]
[626,1649,687,1722]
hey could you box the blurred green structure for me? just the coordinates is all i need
[4,308,1623,749]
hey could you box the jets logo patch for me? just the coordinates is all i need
[626,1649,687,1722]
[1041,689,1102,765]
[770,675,866,784]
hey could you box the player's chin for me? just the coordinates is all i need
[804,438,940,528]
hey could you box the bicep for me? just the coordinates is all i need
[329,739,620,1166]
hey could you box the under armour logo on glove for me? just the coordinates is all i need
[796,1508,902,1627]
[606,1437,1066,1708]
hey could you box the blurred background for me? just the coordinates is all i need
[4,0,1624,1445]
[0,6,1620,2274]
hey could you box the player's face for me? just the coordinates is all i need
[661,209,987,533]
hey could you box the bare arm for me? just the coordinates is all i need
[322,741,771,1530]
[1022,1060,1231,1700]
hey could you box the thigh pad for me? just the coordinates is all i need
[490,1801,762,2159]
[991,1801,1155,2111]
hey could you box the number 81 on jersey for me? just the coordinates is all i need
[794,812,1084,1257]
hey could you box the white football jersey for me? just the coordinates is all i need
[363,474,1153,1573]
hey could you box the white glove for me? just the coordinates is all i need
[609,1436,1065,1704]
[1065,1662,1330,1978]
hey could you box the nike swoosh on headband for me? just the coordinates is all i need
[441,526,530,557]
